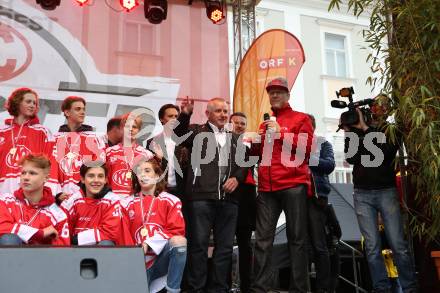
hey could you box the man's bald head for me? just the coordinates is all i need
[206,97,229,129]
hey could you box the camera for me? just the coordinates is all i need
[331,87,374,131]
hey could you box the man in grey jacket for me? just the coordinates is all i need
[173,97,247,293]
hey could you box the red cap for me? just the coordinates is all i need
[266,77,289,92]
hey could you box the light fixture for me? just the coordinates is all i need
[204,0,225,24]
[144,0,168,24]
[120,0,139,12]
[75,0,90,6]
[36,0,61,10]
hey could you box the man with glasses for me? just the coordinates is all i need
[250,77,314,293]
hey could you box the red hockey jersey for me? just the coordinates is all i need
[61,190,133,245]
[105,143,154,196]
[0,187,70,245]
[0,118,56,194]
[122,192,185,268]
[50,132,106,195]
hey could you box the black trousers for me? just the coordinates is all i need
[236,183,257,292]
[308,196,331,291]
[186,200,238,293]
[328,244,340,293]
[251,185,309,293]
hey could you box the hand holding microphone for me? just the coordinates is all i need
[262,113,278,143]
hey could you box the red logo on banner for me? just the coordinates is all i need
[0,22,32,81]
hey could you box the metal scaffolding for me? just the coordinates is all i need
[230,0,257,75]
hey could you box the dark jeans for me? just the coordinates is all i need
[236,226,253,292]
[236,183,257,292]
[251,185,309,293]
[308,197,331,291]
[186,200,238,293]
[328,244,340,293]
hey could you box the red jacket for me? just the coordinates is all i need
[0,118,55,194]
[0,187,70,245]
[252,105,314,193]
[62,190,133,245]
[122,192,185,268]
[105,143,154,196]
[50,132,106,195]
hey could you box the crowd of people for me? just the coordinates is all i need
[0,79,417,293]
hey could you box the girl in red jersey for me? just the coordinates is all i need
[0,154,70,246]
[0,88,56,194]
[61,162,133,246]
[122,158,186,293]
[105,113,154,197]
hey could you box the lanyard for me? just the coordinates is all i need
[139,193,155,237]
[10,121,26,150]
[122,145,136,179]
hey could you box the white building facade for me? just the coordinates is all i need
[230,0,377,184]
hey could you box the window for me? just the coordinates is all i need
[122,21,154,55]
[329,168,353,184]
[325,33,347,77]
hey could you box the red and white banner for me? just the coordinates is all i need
[233,29,305,132]
[0,0,230,135]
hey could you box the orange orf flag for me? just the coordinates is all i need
[233,29,305,132]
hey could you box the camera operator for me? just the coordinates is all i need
[342,94,417,293]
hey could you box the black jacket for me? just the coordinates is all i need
[174,112,247,202]
[58,124,93,132]
[344,126,398,189]
[146,133,189,199]
[310,137,335,197]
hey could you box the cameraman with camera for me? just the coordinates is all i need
[341,93,418,293]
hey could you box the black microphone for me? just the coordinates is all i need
[263,113,271,143]
[331,100,347,109]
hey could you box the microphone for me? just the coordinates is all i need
[263,113,270,121]
[331,98,375,109]
[263,113,272,143]
[330,100,347,109]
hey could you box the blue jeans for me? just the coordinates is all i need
[0,233,23,245]
[147,241,187,292]
[98,240,115,246]
[353,187,417,292]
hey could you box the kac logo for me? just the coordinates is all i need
[0,22,32,81]
[6,144,31,169]
[112,169,131,188]
[59,153,83,176]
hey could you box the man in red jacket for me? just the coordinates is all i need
[250,77,314,293]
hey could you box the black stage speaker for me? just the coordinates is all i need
[0,247,148,293]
